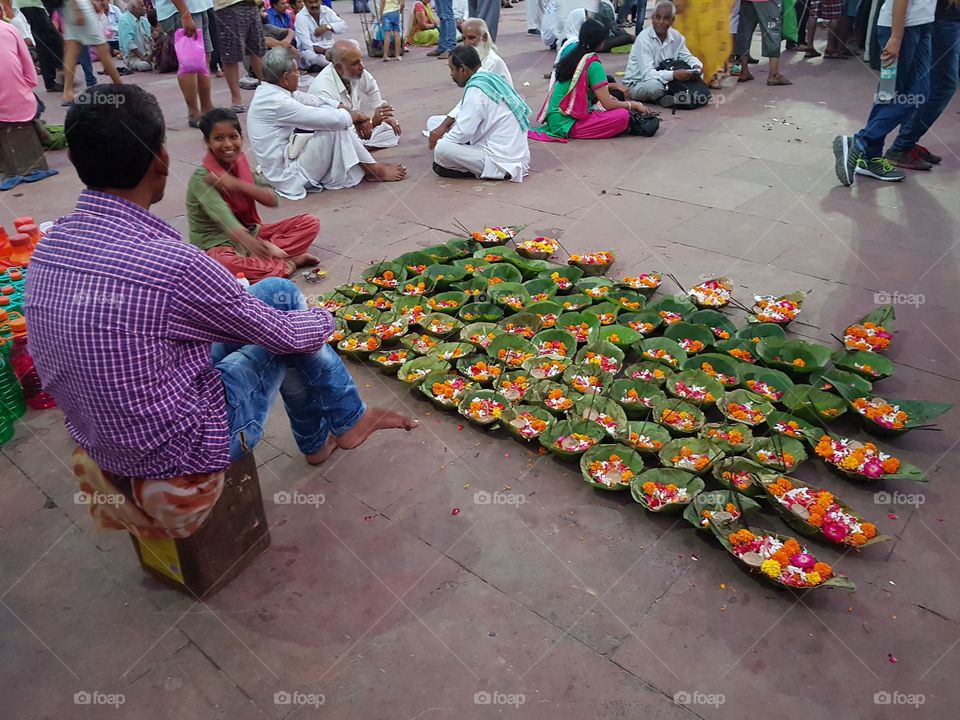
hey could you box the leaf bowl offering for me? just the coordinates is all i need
[740,366,794,403]
[364,293,395,313]
[688,276,734,308]
[531,380,582,416]
[523,277,561,303]
[658,437,725,473]
[683,489,761,531]
[426,341,473,362]
[397,356,450,385]
[574,341,624,376]
[719,389,775,427]
[711,457,768,497]
[664,321,714,355]
[426,291,468,315]
[623,361,673,386]
[618,420,672,455]
[336,280,378,301]
[515,236,558,260]
[421,313,464,339]
[748,291,806,325]
[557,293,594,312]
[765,411,818,441]
[593,324,641,352]
[393,296,429,327]
[522,355,571,381]
[337,332,381,360]
[317,291,351,313]
[652,398,706,436]
[756,474,890,547]
[401,332,442,356]
[689,309,737,342]
[457,389,511,426]
[842,304,895,353]
[580,444,645,491]
[715,337,760,365]
[609,379,665,419]
[420,243,459,264]
[844,393,951,437]
[495,371,534,404]
[525,300,564,329]
[812,433,926,482]
[575,276,616,301]
[781,385,847,424]
[618,272,662,297]
[502,404,555,441]
[557,311,601,344]
[568,395,628,437]
[683,353,744,388]
[488,334,537,369]
[562,363,610,396]
[539,418,606,458]
[756,339,832,379]
[611,289,646,313]
[531,328,577,359]
[452,276,491,300]
[420,370,478,409]
[443,236,476,258]
[398,274,438,297]
[369,347,412,374]
[395,249,434,276]
[327,318,349,345]
[634,337,688,370]
[810,367,873,396]
[460,322,499,350]
[489,282,532,314]
[747,436,807,473]
[647,294,696,326]
[483,262,523,285]
[422,264,469,290]
[581,301,621,327]
[665,369,724,407]
[458,301,504,324]
[453,257,494,278]
[537,266,584,294]
[360,261,407,289]
[700,423,753,454]
[736,322,786,345]
[470,224,518,248]
[456,354,504,386]
[363,312,409,345]
[630,468,704,512]
[568,250,615,277]
[338,304,381,332]
[831,349,895,381]
[498,312,541,340]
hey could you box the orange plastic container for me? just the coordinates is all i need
[13,217,34,231]
[8,234,32,266]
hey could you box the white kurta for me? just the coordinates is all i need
[308,65,399,149]
[434,85,529,183]
[624,26,703,88]
[294,6,348,68]
[247,82,374,200]
[425,49,514,131]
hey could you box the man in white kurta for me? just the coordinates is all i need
[432,46,530,182]
[308,40,400,149]
[294,0,348,69]
[248,48,406,199]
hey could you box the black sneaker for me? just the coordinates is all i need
[832,135,858,187]
[855,156,906,182]
[527,28,540,35]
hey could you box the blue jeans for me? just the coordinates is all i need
[618,0,647,32]
[78,46,96,87]
[435,0,457,51]
[854,23,933,158]
[211,278,366,461]
[890,20,960,153]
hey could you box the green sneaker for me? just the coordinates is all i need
[832,135,859,187]
[855,155,906,182]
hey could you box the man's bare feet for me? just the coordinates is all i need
[363,163,407,182]
[767,74,792,86]
[305,435,339,465]
[293,253,320,267]
[336,407,419,450]
[737,71,754,83]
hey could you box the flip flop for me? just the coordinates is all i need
[22,168,59,183]
[0,175,25,191]
[231,105,246,113]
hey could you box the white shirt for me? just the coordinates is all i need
[444,84,529,183]
[9,9,34,44]
[308,64,384,115]
[448,50,513,118]
[877,0,936,27]
[624,26,702,87]
[294,5,348,54]
[247,82,354,200]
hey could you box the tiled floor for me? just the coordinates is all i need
[2,6,959,719]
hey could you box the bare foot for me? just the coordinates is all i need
[293,253,320,267]
[283,259,297,277]
[305,435,339,465]
[363,163,407,182]
[336,407,419,450]
[767,74,792,86]
[737,71,754,83]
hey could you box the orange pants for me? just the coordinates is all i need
[207,214,320,283]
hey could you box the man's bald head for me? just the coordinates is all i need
[329,39,365,80]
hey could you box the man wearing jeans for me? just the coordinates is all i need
[428,0,457,57]
[832,0,935,184]
[24,85,417,538]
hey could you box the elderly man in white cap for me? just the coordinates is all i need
[308,39,401,149]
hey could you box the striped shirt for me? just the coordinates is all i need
[24,190,333,480]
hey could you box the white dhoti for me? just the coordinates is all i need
[299,46,330,69]
[434,140,514,181]
[365,122,400,149]
[526,0,544,30]
[294,127,374,191]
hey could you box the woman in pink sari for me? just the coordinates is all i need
[530,19,647,141]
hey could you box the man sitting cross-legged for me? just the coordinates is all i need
[309,39,401,149]
[624,0,711,109]
[247,48,406,200]
[294,0,347,70]
[431,44,531,182]
[24,85,418,539]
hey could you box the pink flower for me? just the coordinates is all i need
[862,459,885,479]
[822,521,847,543]
[877,330,892,340]
[791,553,816,570]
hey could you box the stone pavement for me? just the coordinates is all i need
[2,5,959,719]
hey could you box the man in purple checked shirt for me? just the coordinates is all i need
[24,85,417,533]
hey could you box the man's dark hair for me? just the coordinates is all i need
[65,85,165,190]
[199,108,242,140]
[450,44,482,71]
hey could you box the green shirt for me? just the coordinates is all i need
[185,166,275,252]
[544,46,607,139]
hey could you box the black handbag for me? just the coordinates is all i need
[627,110,660,137]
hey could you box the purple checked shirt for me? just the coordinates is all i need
[24,190,334,480]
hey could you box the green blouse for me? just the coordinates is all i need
[543,47,608,139]
[185,166,275,252]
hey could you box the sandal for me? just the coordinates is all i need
[803,48,822,58]
[767,75,793,86]
[231,104,246,113]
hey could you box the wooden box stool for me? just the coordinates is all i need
[0,121,48,178]
[130,452,271,598]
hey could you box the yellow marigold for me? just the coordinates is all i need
[760,559,781,579]
[805,571,822,586]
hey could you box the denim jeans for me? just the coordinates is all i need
[890,20,960,153]
[854,23,933,158]
[78,46,96,87]
[434,0,457,51]
[211,278,366,461]
[617,0,647,31]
